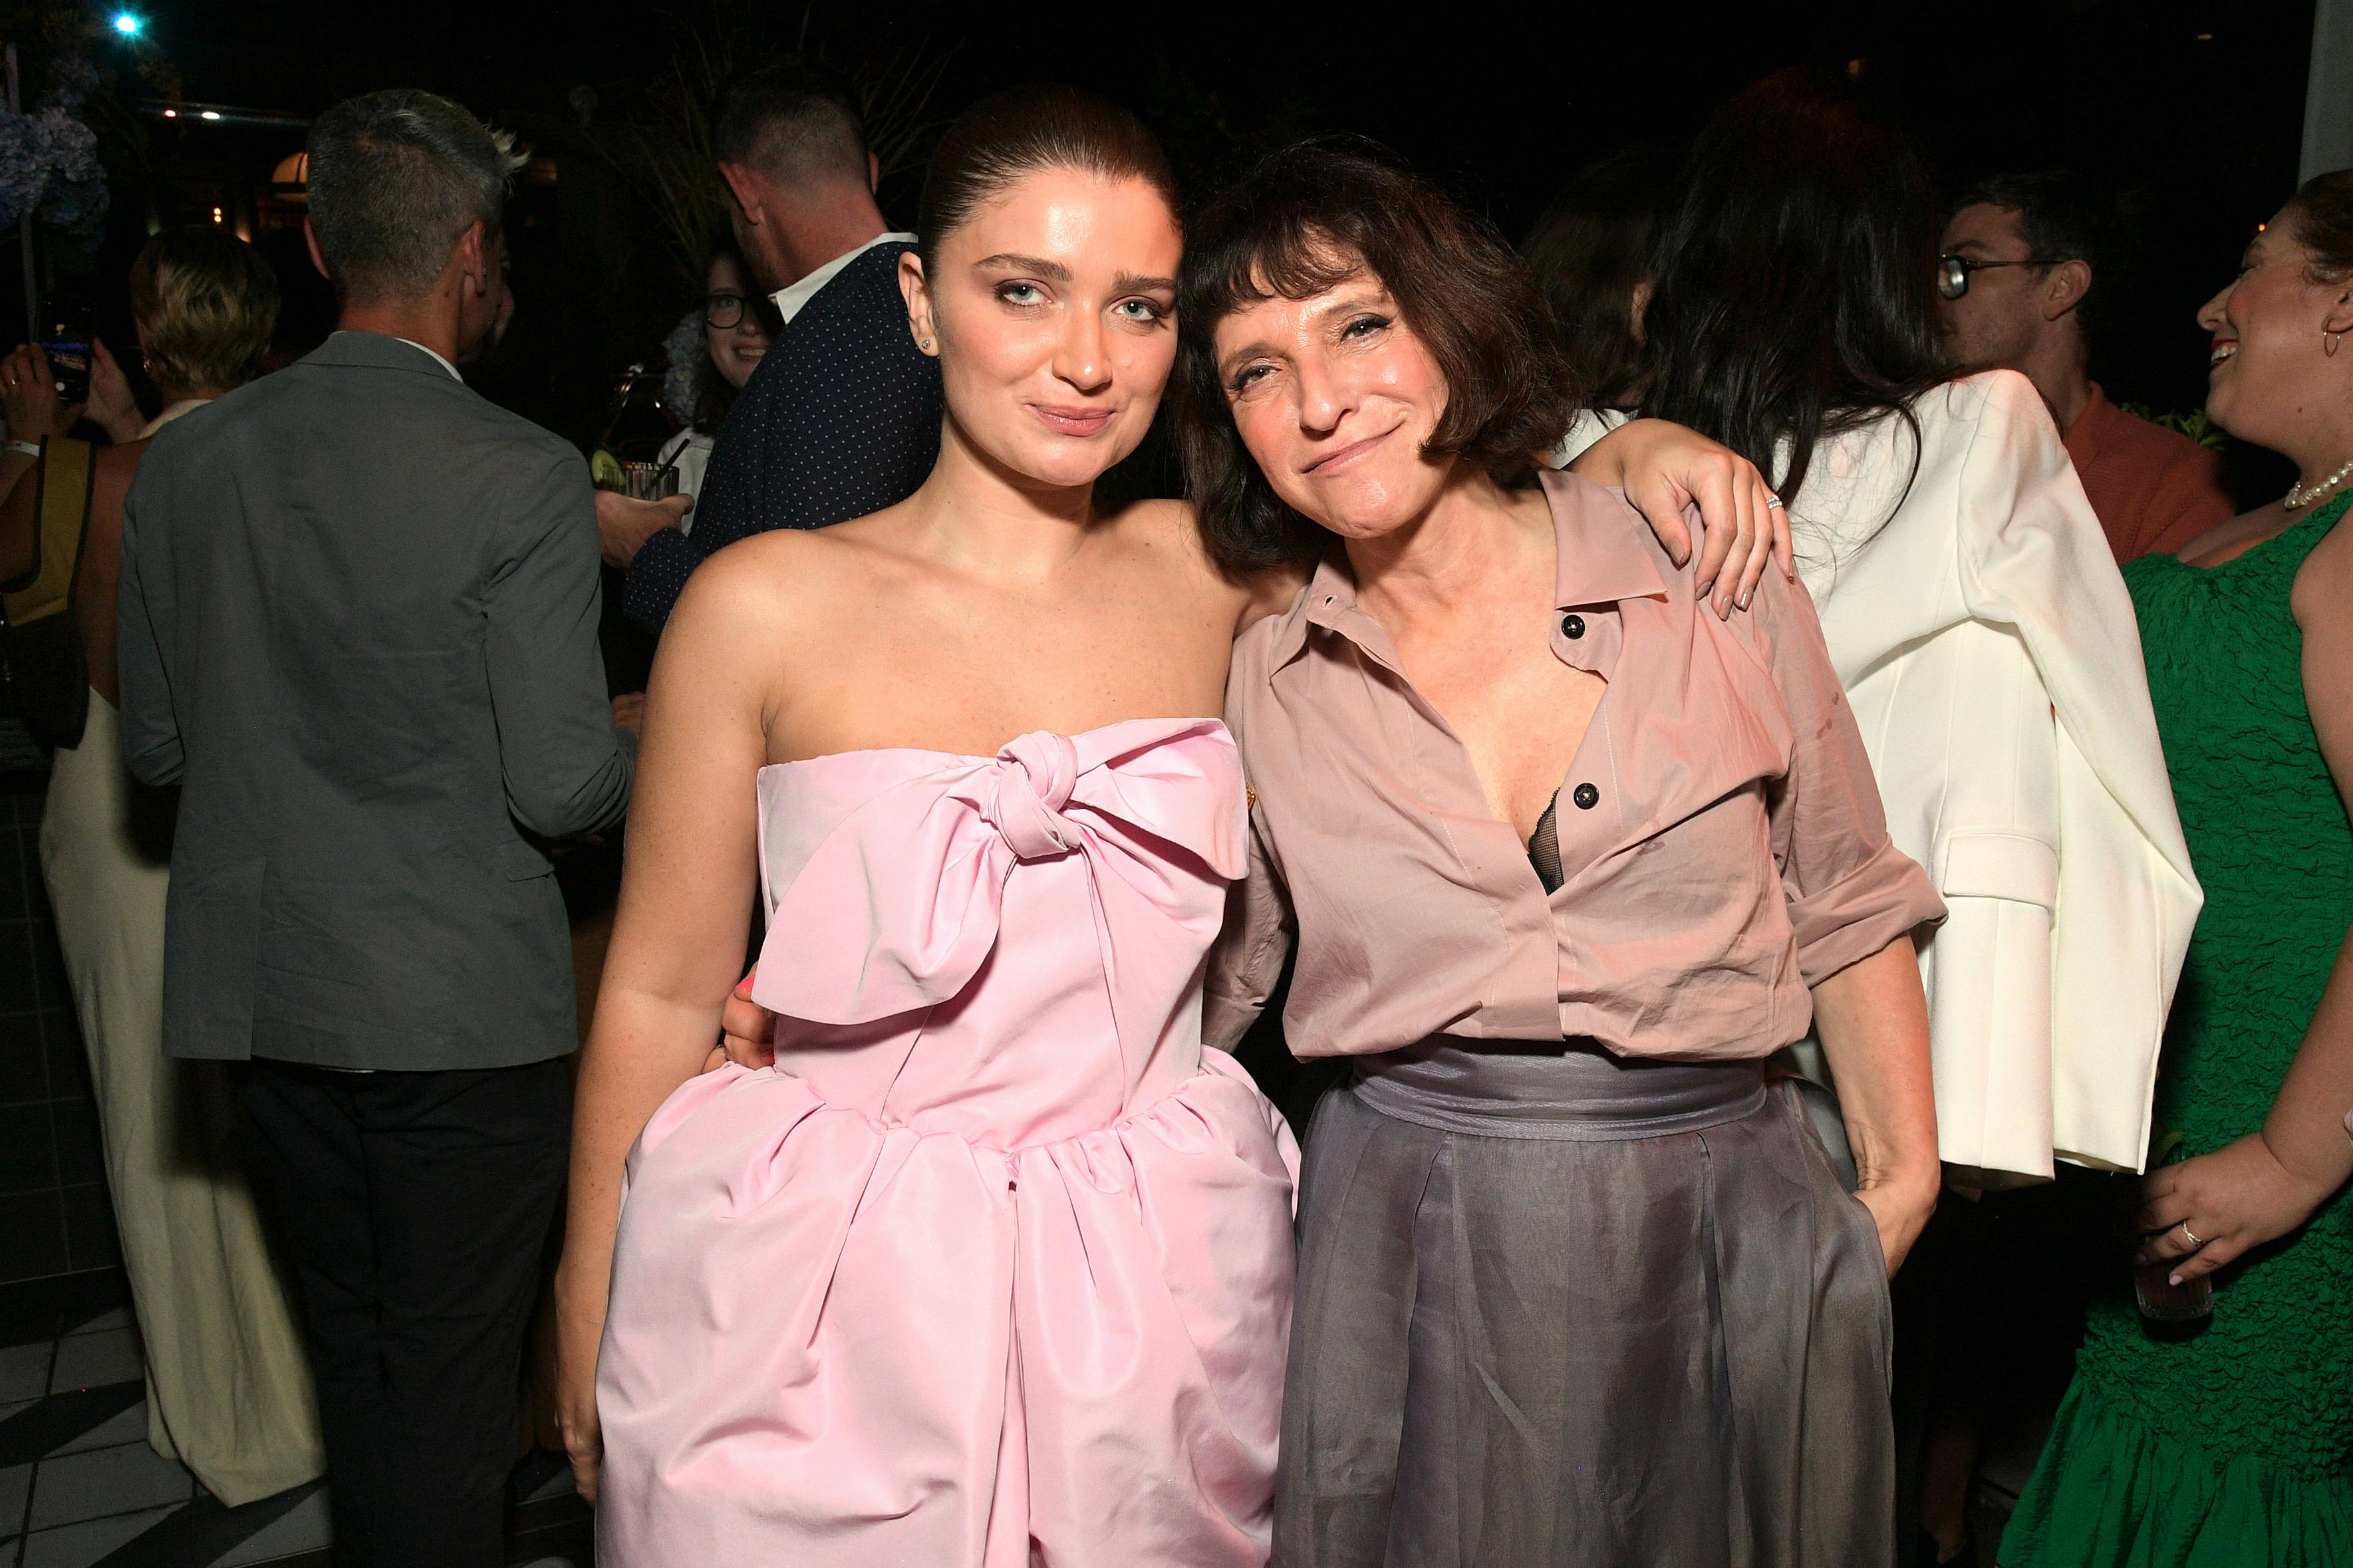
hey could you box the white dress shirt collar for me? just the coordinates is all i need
[389,336,464,380]
[770,233,916,327]
[138,398,212,440]
[324,332,464,380]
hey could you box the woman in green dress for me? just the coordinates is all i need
[2003,172,2353,1564]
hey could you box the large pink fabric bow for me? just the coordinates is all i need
[752,719,1244,1053]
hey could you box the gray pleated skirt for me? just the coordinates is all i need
[1272,1038,1893,1568]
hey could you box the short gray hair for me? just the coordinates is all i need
[306,89,526,303]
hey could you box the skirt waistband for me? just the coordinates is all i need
[1350,1037,1769,1142]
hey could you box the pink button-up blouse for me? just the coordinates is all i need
[1204,470,1945,1063]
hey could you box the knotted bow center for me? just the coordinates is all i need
[984,731,1082,859]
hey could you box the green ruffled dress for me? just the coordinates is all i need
[2002,491,2353,1566]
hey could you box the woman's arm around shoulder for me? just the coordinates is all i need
[1564,416,1793,613]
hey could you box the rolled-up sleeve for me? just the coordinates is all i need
[1203,806,1295,1054]
[1753,571,1946,983]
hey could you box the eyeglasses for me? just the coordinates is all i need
[705,291,778,331]
[1936,253,2058,301]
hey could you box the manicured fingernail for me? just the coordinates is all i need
[1739,589,1752,609]
[2167,1273,2183,1286]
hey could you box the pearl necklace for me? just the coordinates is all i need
[2286,456,2353,509]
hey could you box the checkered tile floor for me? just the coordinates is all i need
[0,1301,587,1567]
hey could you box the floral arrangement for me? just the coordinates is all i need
[661,309,704,426]
[0,51,108,238]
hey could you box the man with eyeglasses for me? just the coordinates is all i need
[1939,170,2233,564]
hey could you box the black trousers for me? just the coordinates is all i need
[237,1057,571,1568]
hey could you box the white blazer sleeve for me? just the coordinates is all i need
[1951,376,2203,1174]
[1548,407,1630,468]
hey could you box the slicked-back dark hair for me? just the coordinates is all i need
[1637,68,1947,513]
[1951,168,2121,333]
[713,58,869,190]
[1176,136,1581,573]
[915,83,1178,276]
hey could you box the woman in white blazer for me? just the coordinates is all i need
[1566,369,2201,1182]
[1568,72,2201,1187]
[1570,70,2205,1567]
[1754,370,2199,1182]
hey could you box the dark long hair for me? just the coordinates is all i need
[1520,142,1677,408]
[1637,68,1947,512]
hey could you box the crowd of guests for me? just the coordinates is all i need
[2,51,2348,1568]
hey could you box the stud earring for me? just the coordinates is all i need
[920,336,934,350]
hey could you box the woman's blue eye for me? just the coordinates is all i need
[1115,299,1165,322]
[1000,283,1044,305]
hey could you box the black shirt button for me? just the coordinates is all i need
[1572,782,1599,810]
[1561,613,1586,639]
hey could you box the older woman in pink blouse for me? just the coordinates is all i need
[1178,139,1946,1568]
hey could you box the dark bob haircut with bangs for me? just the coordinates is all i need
[1176,136,1582,572]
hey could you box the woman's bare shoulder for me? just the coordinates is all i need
[2293,504,2353,630]
[664,523,887,658]
[1103,497,1308,627]
[1102,495,1204,558]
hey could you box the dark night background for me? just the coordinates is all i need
[35,0,2326,459]
[0,6,2325,1549]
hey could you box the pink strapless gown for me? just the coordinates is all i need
[595,718,1299,1566]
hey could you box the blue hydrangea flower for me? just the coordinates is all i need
[0,112,49,230]
[33,108,110,238]
[661,309,704,426]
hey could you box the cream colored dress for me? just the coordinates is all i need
[38,400,324,1503]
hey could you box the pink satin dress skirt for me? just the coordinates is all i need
[594,719,1299,1566]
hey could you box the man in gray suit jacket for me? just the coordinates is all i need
[116,90,632,1567]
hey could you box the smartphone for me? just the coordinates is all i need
[39,294,92,405]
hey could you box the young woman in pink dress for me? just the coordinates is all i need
[556,87,1786,1566]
